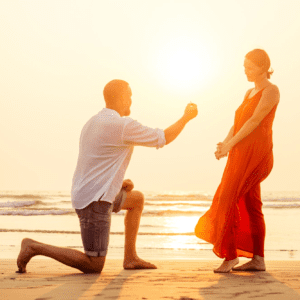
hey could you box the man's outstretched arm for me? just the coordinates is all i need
[122,103,197,148]
[164,103,198,145]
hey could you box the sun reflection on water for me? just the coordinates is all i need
[158,216,210,250]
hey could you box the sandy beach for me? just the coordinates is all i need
[1,258,300,300]
[1,191,300,299]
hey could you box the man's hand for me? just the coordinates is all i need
[183,103,198,121]
[122,179,134,192]
[163,102,198,145]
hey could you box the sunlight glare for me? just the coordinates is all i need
[153,37,215,94]
[166,216,199,234]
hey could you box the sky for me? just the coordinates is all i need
[0,0,299,194]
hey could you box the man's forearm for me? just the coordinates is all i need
[164,116,189,145]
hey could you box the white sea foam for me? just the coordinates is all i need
[0,200,36,208]
[0,191,300,218]
[0,209,74,216]
[0,228,197,236]
[263,197,300,202]
[264,203,300,209]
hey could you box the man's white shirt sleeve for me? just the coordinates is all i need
[122,118,166,149]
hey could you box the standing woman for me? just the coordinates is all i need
[195,49,280,273]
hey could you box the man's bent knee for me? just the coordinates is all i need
[86,256,106,273]
[122,190,145,211]
[133,191,144,210]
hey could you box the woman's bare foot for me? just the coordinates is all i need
[16,238,37,273]
[232,255,266,271]
[123,256,157,270]
[213,258,239,273]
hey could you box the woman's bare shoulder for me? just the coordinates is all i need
[263,84,280,104]
[265,84,280,94]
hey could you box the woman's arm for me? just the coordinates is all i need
[216,85,280,158]
[223,126,235,144]
[215,88,252,158]
[215,126,234,159]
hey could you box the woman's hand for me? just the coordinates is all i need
[215,142,231,160]
[122,179,134,192]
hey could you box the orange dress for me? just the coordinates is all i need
[195,88,278,259]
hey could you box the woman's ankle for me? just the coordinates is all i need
[253,255,264,261]
[225,257,238,262]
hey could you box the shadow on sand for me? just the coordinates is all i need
[198,271,300,300]
[33,269,144,300]
[4,263,300,299]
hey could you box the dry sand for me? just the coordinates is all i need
[1,258,300,300]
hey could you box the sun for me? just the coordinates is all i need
[152,37,215,94]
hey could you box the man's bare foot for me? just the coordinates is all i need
[232,256,266,271]
[16,238,37,273]
[123,256,157,270]
[213,258,239,273]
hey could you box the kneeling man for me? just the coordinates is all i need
[17,79,198,273]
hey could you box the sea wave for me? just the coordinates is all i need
[147,196,300,202]
[0,200,37,208]
[264,203,300,209]
[0,208,203,217]
[0,209,74,216]
[0,192,71,201]
[144,204,300,210]
[144,201,212,206]
[147,196,213,201]
[143,210,205,216]
[154,191,212,196]
[0,194,44,200]
[0,228,197,236]
[1,191,300,205]
[263,198,300,202]
[1,204,299,217]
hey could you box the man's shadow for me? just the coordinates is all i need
[199,271,300,300]
[33,272,100,300]
[33,269,142,300]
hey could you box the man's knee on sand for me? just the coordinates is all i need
[81,256,106,273]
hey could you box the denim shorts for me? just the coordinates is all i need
[75,189,127,257]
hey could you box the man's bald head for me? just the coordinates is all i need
[103,79,129,105]
[103,79,132,117]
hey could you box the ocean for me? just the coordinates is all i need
[1,190,300,261]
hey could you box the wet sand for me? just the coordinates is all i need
[1,258,300,299]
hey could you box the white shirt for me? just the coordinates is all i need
[71,108,166,209]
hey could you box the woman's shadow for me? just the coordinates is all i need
[199,271,300,300]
